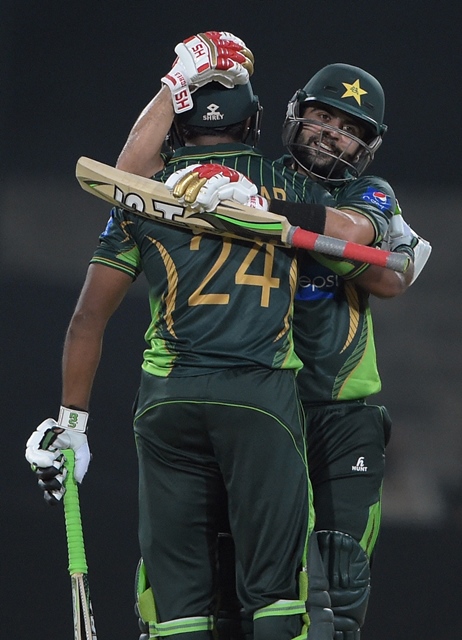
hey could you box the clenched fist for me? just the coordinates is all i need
[165,163,267,213]
[162,31,254,113]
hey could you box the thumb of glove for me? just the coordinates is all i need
[54,430,91,484]
[73,441,91,484]
[214,74,236,89]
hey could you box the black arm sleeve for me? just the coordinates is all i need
[269,200,326,234]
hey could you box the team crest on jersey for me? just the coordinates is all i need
[361,188,392,212]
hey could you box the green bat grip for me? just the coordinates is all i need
[63,449,88,575]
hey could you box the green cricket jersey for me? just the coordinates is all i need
[91,143,335,378]
[291,172,398,403]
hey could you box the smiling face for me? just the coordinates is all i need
[282,64,387,183]
[293,101,368,179]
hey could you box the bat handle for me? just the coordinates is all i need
[289,227,410,273]
[384,251,411,272]
[63,450,88,575]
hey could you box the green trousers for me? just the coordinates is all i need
[134,367,312,640]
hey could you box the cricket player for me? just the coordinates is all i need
[24,32,361,640]
[279,64,430,640]
[77,30,430,639]
[167,63,430,640]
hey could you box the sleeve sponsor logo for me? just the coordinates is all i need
[361,187,392,212]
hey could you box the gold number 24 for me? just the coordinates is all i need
[188,236,280,308]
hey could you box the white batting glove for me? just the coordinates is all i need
[382,214,432,285]
[165,163,267,213]
[161,31,254,113]
[25,407,90,504]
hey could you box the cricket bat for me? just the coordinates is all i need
[63,449,97,639]
[75,156,410,273]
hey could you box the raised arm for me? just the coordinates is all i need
[116,31,255,177]
[116,85,173,177]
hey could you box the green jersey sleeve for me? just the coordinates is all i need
[90,208,142,279]
[332,175,397,243]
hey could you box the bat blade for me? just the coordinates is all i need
[76,156,409,272]
[76,156,287,240]
[63,450,97,640]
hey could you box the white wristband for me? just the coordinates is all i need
[58,406,89,433]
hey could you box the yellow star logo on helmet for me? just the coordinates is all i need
[341,79,367,105]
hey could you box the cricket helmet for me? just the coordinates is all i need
[175,81,262,146]
[282,63,387,183]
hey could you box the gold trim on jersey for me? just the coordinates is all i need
[340,282,360,353]
[275,254,298,343]
[146,236,178,338]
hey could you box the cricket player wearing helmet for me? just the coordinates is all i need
[114,42,431,640]
[184,63,430,640]
[279,63,431,640]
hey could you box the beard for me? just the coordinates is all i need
[292,132,356,180]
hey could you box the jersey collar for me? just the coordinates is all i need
[171,143,263,161]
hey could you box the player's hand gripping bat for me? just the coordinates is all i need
[63,449,97,640]
[75,156,410,272]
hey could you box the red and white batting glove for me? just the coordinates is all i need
[246,195,268,211]
[165,164,268,213]
[162,31,254,114]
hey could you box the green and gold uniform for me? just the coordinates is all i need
[91,143,334,640]
[295,175,394,404]
[293,174,396,636]
[213,63,401,640]
[214,173,397,639]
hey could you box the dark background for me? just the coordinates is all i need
[3,2,462,638]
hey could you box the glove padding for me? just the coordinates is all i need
[35,456,67,506]
[162,31,254,113]
[385,213,417,253]
[382,214,432,285]
[246,194,268,211]
[25,418,91,504]
[165,163,267,213]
